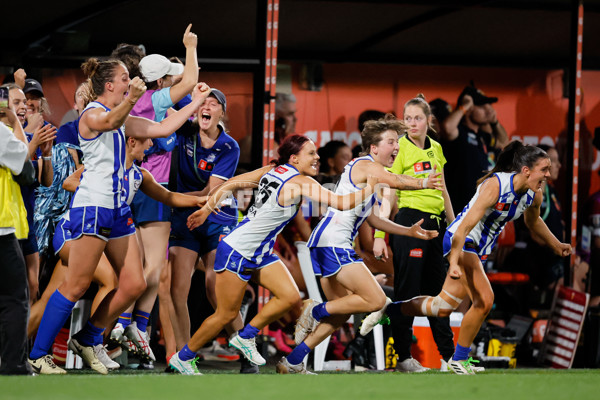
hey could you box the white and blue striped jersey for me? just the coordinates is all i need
[72,101,126,209]
[446,172,535,259]
[308,155,377,249]
[223,164,301,263]
[122,164,144,206]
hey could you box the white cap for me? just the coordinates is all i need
[139,54,184,82]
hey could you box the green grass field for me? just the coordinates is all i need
[2,368,598,400]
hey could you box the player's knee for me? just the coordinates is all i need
[368,292,388,312]
[280,291,302,309]
[217,308,239,324]
[427,295,459,317]
[472,293,494,315]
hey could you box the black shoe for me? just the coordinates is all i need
[240,357,259,374]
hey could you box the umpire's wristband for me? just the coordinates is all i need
[374,229,386,239]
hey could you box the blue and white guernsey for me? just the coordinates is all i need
[223,164,300,263]
[122,164,144,206]
[446,172,535,260]
[308,155,377,249]
[72,101,126,209]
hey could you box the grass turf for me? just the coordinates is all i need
[2,368,599,400]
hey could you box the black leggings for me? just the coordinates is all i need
[389,208,455,361]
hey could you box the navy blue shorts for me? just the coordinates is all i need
[169,208,236,256]
[19,232,39,256]
[69,205,136,241]
[214,240,280,282]
[442,231,481,259]
[310,247,363,277]
[130,184,172,225]
[52,215,72,255]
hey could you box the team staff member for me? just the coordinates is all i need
[0,110,32,375]
[373,95,455,372]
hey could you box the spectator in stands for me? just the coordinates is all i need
[55,81,92,166]
[315,140,352,187]
[441,83,508,215]
[0,109,33,375]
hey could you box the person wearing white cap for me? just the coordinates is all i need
[108,23,199,364]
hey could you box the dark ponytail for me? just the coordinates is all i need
[477,140,549,184]
[275,134,311,166]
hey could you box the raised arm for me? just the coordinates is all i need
[124,82,210,139]
[187,165,272,229]
[524,190,572,257]
[80,77,146,137]
[168,24,199,103]
[447,178,499,279]
[139,169,205,208]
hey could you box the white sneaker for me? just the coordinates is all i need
[198,340,240,362]
[360,297,392,336]
[169,352,202,375]
[229,334,266,366]
[396,357,429,373]
[124,322,156,361]
[275,356,317,375]
[447,357,479,375]
[109,323,125,344]
[28,355,67,375]
[67,337,108,375]
[294,299,320,345]
[440,358,449,372]
[443,357,485,373]
[94,344,120,371]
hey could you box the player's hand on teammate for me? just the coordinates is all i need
[187,207,210,230]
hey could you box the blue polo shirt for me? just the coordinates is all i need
[176,121,240,225]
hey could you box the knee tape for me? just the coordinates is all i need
[421,294,458,316]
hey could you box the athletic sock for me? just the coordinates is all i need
[133,310,151,332]
[74,321,105,346]
[287,342,311,365]
[117,313,132,329]
[179,344,197,362]
[30,290,76,359]
[238,324,260,339]
[385,301,404,318]
[453,343,471,361]
[311,302,330,321]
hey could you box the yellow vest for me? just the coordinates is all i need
[389,135,447,215]
[0,166,29,239]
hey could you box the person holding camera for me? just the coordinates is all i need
[441,84,508,215]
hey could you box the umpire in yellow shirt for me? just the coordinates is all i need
[373,95,455,372]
